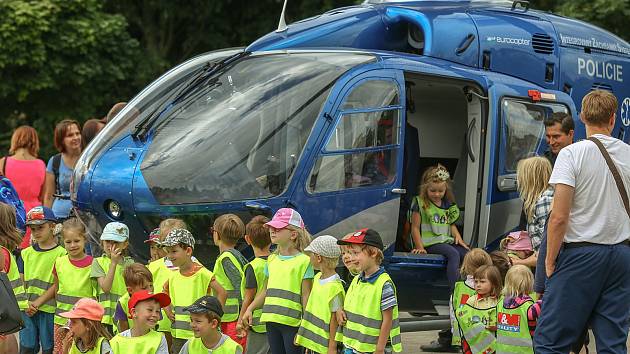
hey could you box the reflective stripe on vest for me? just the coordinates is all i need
[416,196,459,247]
[342,272,402,353]
[496,298,534,354]
[187,335,242,353]
[456,304,496,354]
[213,251,245,322]
[95,256,127,326]
[295,273,345,353]
[21,245,66,313]
[69,337,105,354]
[148,257,175,333]
[451,281,476,346]
[169,267,214,339]
[3,247,27,310]
[242,258,267,333]
[110,330,163,354]
[54,255,95,325]
[260,253,310,327]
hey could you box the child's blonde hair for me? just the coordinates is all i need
[0,202,21,251]
[60,218,87,240]
[159,218,187,241]
[123,263,153,288]
[418,164,455,209]
[246,216,271,249]
[285,225,311,253]
[474,265,503,297]
[516,157,552,222]
[460,248,492,277]
[502,265,534,298]
[214,214,245,245]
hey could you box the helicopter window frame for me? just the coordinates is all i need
[499,97,570,174]
[307,77,403,195]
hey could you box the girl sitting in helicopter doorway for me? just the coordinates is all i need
[410,164,470,290]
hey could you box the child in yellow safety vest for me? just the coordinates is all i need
[91,222,135,333]
[242,208,313,354]
[53,218,96,354]
[212,214,249,349]
[162,228,227,354]
[0,202,25,354]
[236,215,272,354]
[110,289,171,354]
[496,265,541,354]
[19,206,67,354]
[337,228,403,354]
[180,295,243,354]
[115,263,154,332]
[59,298,113,354]
[295,235,345,354]
[457,265,502,354]
[451,249,493,347]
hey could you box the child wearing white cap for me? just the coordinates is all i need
[295,235,345,354]
[90,221,135,332]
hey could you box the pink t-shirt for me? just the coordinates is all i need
[5,157,46,248]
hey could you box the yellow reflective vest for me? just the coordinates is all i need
[295,272,345,353]
[21,245,66,313]
[342,271,403,353]
[456,303,496,354]
[69,337,107,354]
[213,250,246,323]
[260,253,311,327]
[496,297,534,354]
[169,267,214,339]
[110,330,164,354]
[451,280,476,346]
[185,335,242,354]
[3,246,27,310]
[94,256,129,326]
[242,257,267,333]
[148,257,175,332]
[54,255,95,325]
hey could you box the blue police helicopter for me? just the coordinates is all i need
[72,0,630,318]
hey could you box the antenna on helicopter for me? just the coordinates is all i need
[276,0,289,32]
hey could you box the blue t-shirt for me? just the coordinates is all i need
[46,155,73,218]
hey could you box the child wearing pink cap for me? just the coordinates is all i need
[500,231,534,261]
[59,298,113,354]
[242,208,313,354]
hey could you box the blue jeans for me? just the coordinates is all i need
[266,322,303,354]
[425,243,468,291]
[534,243,630,354]
[19,311,54,353]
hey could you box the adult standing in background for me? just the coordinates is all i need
[81,118,106,147]
[44,119,82,220]
[543,112,574,166]
[0,126,47,248]
[105,102,127,123]
[535,90,630,354]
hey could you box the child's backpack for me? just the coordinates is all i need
[0,173,27,235]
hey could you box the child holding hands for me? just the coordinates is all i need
[295,235,345,354]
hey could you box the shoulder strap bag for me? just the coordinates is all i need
[588,137,630,219]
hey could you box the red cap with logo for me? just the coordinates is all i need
[337,228,384,250]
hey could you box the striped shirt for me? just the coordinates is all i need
[528,187,554,251]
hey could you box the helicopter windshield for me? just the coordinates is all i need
[140,51,375,204]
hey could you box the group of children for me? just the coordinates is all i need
[1,202,404,354]
[451,248,541,354]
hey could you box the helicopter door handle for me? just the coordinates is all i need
[456,34,476,55]
[245,201,271,211]
[391,188,406,195]
[466,118,477,163]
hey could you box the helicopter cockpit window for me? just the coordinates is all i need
[140,52,374,204]
[342,80,399,110]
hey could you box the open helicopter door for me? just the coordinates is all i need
[479,83,576,248]
[290,69,406,255]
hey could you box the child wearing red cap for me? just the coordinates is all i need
[110,290,171,354]
[242,208,313,354]
[59,298,113,354]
